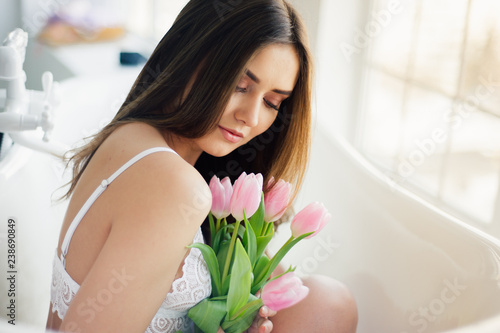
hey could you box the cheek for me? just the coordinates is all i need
[256,111,278,135]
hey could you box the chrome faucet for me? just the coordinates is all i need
[0,28,66,158]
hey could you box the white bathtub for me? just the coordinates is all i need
[272,127,500,333]
[2,53,500,333]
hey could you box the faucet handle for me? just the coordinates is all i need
[42,71,53,102]
[41,110,53,142]
[41,71,55,142]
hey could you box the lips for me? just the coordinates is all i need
[219,126,243,143]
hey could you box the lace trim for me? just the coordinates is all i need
[50,228,211,333]
[50,251,78,319]
[164,228,211,311]
[146,316,192,333]
[148,228,212,333]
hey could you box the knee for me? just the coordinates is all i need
[303,275,358,332]
[270,274,358,333]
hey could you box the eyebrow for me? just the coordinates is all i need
[245,70,293,96]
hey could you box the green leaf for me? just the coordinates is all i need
[188,243,222,296]
[250,192,265,235]
[221,295,262,333]
[222,220,242,284]
[266,265,296,283]
[222,223,245,240]
[213,224,231,254]
[209,213,216,246]
[251,232,313,294]
[236,225,246,239]
[188,298,227,333]
[264,220,275,236]
[228,294,261,320]
[252,254,270,287]
[227,240,252,320]
[242,212,257,266]
[255,225,274,264]
[221,313,255,333]
[217,240,231,278]
[222,273,231,295]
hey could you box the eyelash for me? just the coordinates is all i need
[235,86,280,111]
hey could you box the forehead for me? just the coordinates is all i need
[245,44,300,91]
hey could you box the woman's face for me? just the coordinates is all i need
[197,43,300,157]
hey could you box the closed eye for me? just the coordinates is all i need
[236,85,281,111]
[264,99,279,111]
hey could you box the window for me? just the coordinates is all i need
[126,0,189,41]
[357,0,500,236]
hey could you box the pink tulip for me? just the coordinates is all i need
[209,175,233,219]
[264,177,292,222]
[290,202,331,239]
[230,172,263,221]
[261,272,309,312]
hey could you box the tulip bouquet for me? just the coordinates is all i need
[186,172,331,333]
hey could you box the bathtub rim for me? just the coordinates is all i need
[314,124,500,331]
[315,123,500,250]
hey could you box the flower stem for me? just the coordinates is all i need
[221,219,241,283]
[281,235,294,248]
[216,218,221,234]
[252,235,296,292]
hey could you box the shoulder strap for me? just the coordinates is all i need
[60,147,178,266]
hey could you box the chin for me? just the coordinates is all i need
[203,146,236,158]
[201,138,246,158]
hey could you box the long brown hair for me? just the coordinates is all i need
[63,0,313,206]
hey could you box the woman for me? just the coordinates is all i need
[46,0,358,332]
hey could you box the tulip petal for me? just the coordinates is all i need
[261,273,309,312]
[290,202,331,239]
[264,178,292,222]
[209,175,227,219]
[231,173,263,221]
[221,177,233,217]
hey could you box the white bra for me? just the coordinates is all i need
[50,147,212,333]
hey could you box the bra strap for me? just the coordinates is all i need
[60,147,178,266]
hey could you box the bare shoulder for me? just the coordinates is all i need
[58,123,212,331]
[89,122,211,230]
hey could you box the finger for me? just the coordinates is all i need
[258,319,273,333]
[259,306,277,318]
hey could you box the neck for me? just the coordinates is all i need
[161,131,202,166]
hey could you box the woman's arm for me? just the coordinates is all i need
[60,154,211,332]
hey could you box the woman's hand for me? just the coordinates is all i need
[247,306,277,333]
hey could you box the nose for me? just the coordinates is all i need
[235,96,260,127]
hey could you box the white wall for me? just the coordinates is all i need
[315,0,370,141]
[0,0,21,40]
[288,0,370,141]
[286,0,321,56]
